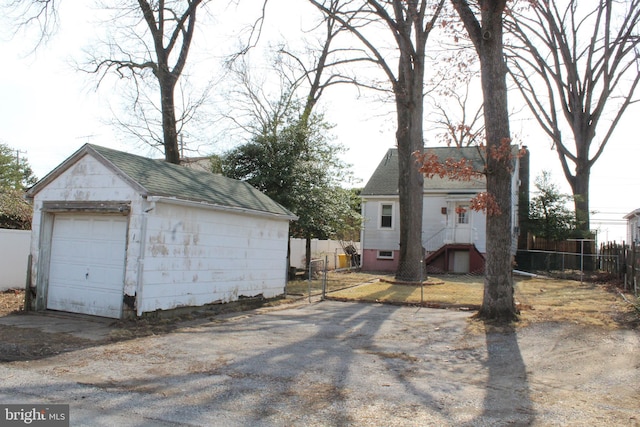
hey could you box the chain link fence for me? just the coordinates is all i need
[516,249,595,275]
[393,259,429,283]
[285,256,372,301]
[288,247,639,300]
[515,249,635,290]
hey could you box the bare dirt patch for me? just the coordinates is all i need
[0,290,299,362]
[0,287,93,361]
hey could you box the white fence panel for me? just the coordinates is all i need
[289,238,360,270]
[0,229,31,291]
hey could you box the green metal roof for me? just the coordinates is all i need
[30,144,296,219]
[361,146,487,196]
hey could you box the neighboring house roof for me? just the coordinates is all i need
[624,208,640,220]
[180,156,215,173]
[27,144,297,219]
[362,146,487,196]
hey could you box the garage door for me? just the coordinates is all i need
[47,214,127,318]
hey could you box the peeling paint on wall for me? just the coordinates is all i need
[149,234,169,256]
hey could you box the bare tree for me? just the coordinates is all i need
[450,0,518,321]
[427,48,485,147]
[506,0,640,236]
[107,76,214,158]
[222,2,359,270]
[2,0,59,48]
[308,0,446,282]
[3,0,203,161]
[83,0,206,164]
[4,0,255,162]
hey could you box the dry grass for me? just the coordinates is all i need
[286,271,381,296]
[324,271,639,328]
[514,277,638,328]
[0,289,25,316]
[327,276,483,308]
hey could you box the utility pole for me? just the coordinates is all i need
[15,149,26,164]
[14,149,27,188]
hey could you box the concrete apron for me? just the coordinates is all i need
[0,311,113,341]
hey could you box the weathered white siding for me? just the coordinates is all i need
[137,200,289,315]
[472,208,487,253]
[361,198,400,251]
[627,214,640,244]
[0,229,30,290]
[30,154,142,298]
[30,150,292,318]
[32,154,140,202]
[422,195,448,245]
[362,194,488,253]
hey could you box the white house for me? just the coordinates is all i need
[624,208,640,245]
[360,146,528,274]
[26,144,297,319]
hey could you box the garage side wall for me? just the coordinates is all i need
[138,201,289,315]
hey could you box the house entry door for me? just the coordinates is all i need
[453,203,472,244]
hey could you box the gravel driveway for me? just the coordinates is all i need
[1,300,639,426]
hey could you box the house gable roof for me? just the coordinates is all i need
[362,146,487,196]
[27,144,296,219]
[624,208,640,220]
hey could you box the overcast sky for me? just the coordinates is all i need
[1,1,637,242]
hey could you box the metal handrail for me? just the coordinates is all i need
[423,228,447,253]
[423,226,478,253]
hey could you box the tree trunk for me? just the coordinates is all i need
[563,158,591,236]
[395,106,425,282]
[475,2,517,321]
[159,76,180,164]
[305,234,312,278]
[568,163,594,266]
[558,141,594,266]
[394,31,425,283]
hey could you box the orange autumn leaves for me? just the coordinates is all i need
[414,139,525,216]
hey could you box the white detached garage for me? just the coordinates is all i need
[26,144,297,319]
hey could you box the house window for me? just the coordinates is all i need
[380,204,393,228]
[456,205,469,224]
[377,250,394,259]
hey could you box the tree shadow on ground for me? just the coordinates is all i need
[470,321,536,426]
[1,300,538,425]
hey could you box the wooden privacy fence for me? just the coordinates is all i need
[516,233,598,274]
[599,242,640,294]
[520,233,595,254]
[517,236,640,295]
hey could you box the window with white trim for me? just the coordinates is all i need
[456,204,469,224]
[380,203,393,228]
